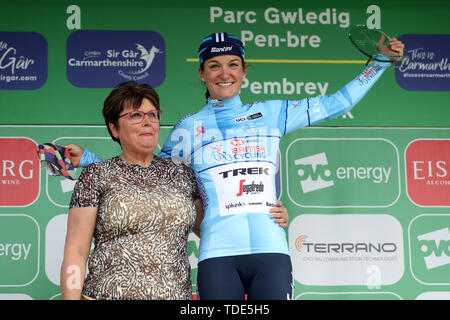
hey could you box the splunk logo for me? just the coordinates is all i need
[286,138,400,208]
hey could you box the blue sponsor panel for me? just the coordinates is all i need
[66,30,165,88]
[0,32,47,90]
[395,34,450,91]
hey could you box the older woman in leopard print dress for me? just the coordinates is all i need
[60,82,201,300]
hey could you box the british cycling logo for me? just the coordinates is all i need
[356,64,382,86]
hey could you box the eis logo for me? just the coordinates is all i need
[405,139,450,207]
[286,139,400,208]
[0,138,40,206]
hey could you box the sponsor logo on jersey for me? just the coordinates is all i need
[236,179,264,197]
[234,112,263,123]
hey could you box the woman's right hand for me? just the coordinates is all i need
[64,143,85,168]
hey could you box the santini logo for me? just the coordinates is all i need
[210,45,233,53]
[294,152,391,193]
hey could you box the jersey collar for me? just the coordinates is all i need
[208,94,242,110]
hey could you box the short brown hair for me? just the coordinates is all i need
[103,81,160,144]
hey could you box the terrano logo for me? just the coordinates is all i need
[289,214,404,286]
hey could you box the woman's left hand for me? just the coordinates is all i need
[270,201,290,228]
[376,35,405,62]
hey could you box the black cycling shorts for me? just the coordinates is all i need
[197,253,293,300]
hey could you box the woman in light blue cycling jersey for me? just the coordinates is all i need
[79,32,404,300]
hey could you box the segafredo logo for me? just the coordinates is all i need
[286,138,400,208]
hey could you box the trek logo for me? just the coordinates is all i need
[236,180,264,196]
[294,152,391,193]
[418,227,450,270]
[219,166,270,179]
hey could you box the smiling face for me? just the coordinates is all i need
[198,54,247,101]
[108,98,160,157]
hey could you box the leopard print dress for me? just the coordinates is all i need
[69,155,199,300]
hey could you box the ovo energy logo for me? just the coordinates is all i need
[409,214,450,285]
[294,152,334,193]
[418,227,450,270]
[286,138,400,208]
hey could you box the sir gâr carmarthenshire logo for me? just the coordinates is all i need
[67,30,165,88]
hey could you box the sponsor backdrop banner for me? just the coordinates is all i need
[0,126,449,300]
[0,0,449,126]
[0,0,449,300]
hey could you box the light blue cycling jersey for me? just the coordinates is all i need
[81,58,390,262]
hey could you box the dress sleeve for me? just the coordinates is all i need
[282,57,391,134]
[69,163,102,208]
[184,164,201,200]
